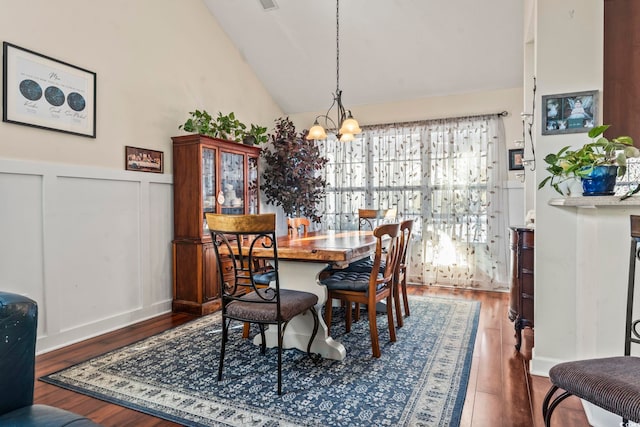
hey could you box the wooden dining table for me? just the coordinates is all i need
[251,229,378,361]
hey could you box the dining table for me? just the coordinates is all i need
[251,229,378,361]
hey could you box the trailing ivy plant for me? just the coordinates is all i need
[260,117,328,223]
[178,110,247,142]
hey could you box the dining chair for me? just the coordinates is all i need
[322,223,401,358]
[358,207,397,230]
[205,213,320,395]
[340,219,413,328]
[541,215,640,426]
[287,217,310,237]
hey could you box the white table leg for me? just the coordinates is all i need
[252,261,346,360]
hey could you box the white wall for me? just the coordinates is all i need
[0,0,283,353]
[531,0,603,372]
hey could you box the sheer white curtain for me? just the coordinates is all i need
[317,114,510,291]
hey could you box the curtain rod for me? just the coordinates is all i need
[361,110,508,131]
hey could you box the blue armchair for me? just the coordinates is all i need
[0,291,101,426]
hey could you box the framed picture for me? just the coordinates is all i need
[509,148,524,171]
[542,90,598,135]
[2,42,96,138]
[125,146,164,173]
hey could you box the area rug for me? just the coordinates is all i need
[41,296,480,427]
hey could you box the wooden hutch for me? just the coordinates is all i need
[171,134,260,315]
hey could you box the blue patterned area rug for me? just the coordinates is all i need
[41,296,480,427]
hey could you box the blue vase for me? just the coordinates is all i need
[580,165,619,196]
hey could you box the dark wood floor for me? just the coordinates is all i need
[34,286,589,426]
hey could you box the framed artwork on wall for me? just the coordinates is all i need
[2,42,97,138]
[125,146,164,173]
[542,90,598,135]
[509,148,524,171]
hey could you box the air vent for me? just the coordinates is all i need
[259,0,278,11]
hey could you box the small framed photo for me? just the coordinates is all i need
[2,42,96,138]
[125,146,164,173]
[542,90,598,135]
[509,149,524,171]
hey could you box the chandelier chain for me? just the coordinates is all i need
[336,0,340,95]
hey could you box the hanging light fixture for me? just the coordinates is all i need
[306,0,361,142]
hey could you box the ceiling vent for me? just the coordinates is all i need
[259,0,278,11]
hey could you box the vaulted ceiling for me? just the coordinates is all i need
[204,0,524,115]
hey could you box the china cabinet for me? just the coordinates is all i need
[508,226,534,351]
[171,134,260,315]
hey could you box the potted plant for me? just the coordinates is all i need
[260,117,328,223]
[179,110,247,143]
[243,124,269,146]
[538,124,638,196]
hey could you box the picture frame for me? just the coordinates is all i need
[508,148,524,171]
[2,42,96,138]
[542,90,598,135]
[125,146,164,173]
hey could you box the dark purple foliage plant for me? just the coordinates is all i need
[260,117,328,223]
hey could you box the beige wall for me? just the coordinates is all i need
[0,0,283,171]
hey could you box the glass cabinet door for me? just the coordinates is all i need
[248,156,259,214]
[220,152,245,214]
[202,147,216,213]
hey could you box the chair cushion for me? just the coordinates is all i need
[226,289,318,322]
[321,270,385,293]
[0,404,102,426]
[343,257,385,274]
[549,356,640,423]
[253,270,276,285]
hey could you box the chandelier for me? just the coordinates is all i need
[306,0,361,142]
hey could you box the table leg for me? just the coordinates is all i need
[252,260,347,360]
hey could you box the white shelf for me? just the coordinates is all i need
[548,196,640,208]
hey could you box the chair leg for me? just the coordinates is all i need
[258,324,266,355]
[307,307,319,357]
[401,273,410,317]
[346,301,353,332]
[277,321,283,395]
[542,385,573,427]
[218,317,230,382]
[393,278,403,328]
[367,301,381,358]
[242,322,250,338]
[354,303,361,321]
[387,294,396,342]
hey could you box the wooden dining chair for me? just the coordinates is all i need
[358,207,397,230]
[541,215,640,426]
[394,219,414,327]
[322,223,401,358]
[287,217,310,237]
[205,213,320,395]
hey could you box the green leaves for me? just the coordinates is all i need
[538,124,637,195]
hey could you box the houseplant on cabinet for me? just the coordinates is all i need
[178,110,248,142]
[260,117,328,223]
[538,124,638,196]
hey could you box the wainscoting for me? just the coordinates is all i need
[0,158,174,353]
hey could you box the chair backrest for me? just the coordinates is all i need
[370,223,402,291]
[205,213,279,300]
[397,219,414,274]
[358,207,398,230]
[287,217,310,237]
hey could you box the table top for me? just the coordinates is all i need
[270,230,377,267]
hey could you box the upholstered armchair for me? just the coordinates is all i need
[0,291,101,426]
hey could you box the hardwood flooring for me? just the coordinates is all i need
[34,286,590,426]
